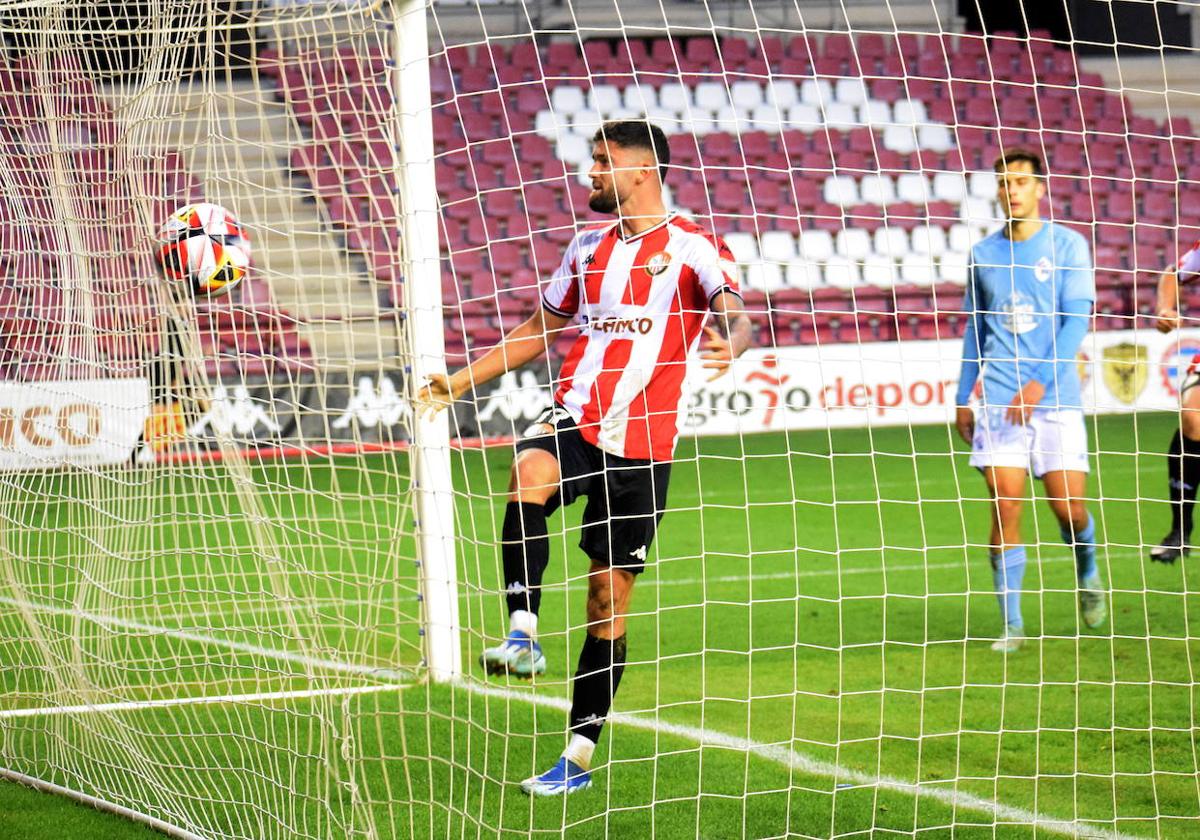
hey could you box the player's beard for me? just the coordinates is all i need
[589,183,619,214]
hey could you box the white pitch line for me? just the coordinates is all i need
[0,595,411,684]
[469,682,1145,840]
[0,594,1148,839]
[0,683,403,720]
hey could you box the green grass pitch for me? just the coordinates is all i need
[1,411,1198,838]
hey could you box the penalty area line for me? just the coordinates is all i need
[468,682,1143,840]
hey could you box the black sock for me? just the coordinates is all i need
[568,633,627,744]
[502,502,549,617]
[1168,431,1200,538]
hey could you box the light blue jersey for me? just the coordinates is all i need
[962,222,1094,410]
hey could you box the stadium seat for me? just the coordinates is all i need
[824,255,861,288]
[835,228,872,260]
[891,99,928,126]
[694,82,729,111]
[799,229,835,262]
[932,172,967,203]
[823,102,858,130]
[588,84,623,115]
[874,225,909,259]
[784,103,821,131]
[800,79,833,106]
[861,254,899,288]
[857,100,891,125]
[724,232,759,263]
[766,79,800,108]
[745,261,786,293]
[550,86,586,116]
[968,171,995,199]
[834,78,869,107]
[911,224,949,257]
[623,84,656,112]
[860,174,897,205]
[658,82,690,113]
[948,223,977,254]
[917,124,955,152]
[939,250,970,285]
[899,252,934,285]
[881,124,918,154]
[750,104,784,133]
[896,173,931,204]
[823,175,859,206]
[729,81,762,110]
[760,230,798,261]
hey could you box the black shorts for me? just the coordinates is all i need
[514,405,671,574]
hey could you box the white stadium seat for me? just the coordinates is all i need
[873,225,910,259]
[534,109,570,140]
[835,228,872,261]
[835,78,869,106]
[766,79,800,109]
[799,230,835,263]
[899,252,934,285]
[786,259,822,289]
[917,123,956,152]
[745,261,786,293]
[932,172,967,203]
[857,100,892,125]
[940,250,970,285]
[892,99,928,126]
[555,134,591,169]
[623,85,657,112]
[784,103,821,131]
[948,223,977,254]
[960,196,1001,227]
[711,104,743,134]
[729,81,763,111]
[800,78,833,106]
[658,82,691,113]
[823,101,858,129]
[571,108,602,137]
[910,224,948,257]
[750,104,784,133]
[859,174,897,205]
[881,124,918,154]
[968,170,996,199]
[823,175,859,207]
[861,255,899,288]
[686,109,719,135]
[645,105,679,130]
[824,255,862,288]
[896,173,931,204]
[723,232,760,263]
[588,84,622,115]
[760,230,798,261]
[694,82,729,111]
[550,85,586,116]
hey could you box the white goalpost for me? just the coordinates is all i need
[0,0,1197,837]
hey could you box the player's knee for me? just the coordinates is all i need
[994,496,1023,524]
[1182,410,1200,441]
[509,450,559,501]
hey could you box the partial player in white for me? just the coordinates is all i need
[419,120,752,795]
[1150,239,1200,562]
[954,148,1107,654]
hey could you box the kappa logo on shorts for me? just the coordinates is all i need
[629,545,647,561]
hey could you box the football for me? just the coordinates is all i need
[156,202,252,297]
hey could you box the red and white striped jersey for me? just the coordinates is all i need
[541,213,741,461]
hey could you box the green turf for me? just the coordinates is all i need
[1,412,1198,838]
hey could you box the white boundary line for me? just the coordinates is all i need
[0,595,412,684]
[0,684,403,720]
[0,594,1147,839]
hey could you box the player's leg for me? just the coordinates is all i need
[481,408,586,678]
[521,457,668,795]
[1042,469,1106,629]
[1153,372,1200,562]
[984,465,1031,652]
[480,448,560,677]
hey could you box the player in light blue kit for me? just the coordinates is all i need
[954,148,1107,653]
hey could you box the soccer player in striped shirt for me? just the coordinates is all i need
[1150,239,1200,562]
[954,148,1107,653]
[420,120,751,795]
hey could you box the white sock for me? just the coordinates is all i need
[509,609,537,639]
[562,734,595,771]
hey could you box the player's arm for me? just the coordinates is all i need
[417,306,572,418]
[954,260,986,443]
[1156,268,1181,334]
[1158,241,1200,333]
[700,290,752,381]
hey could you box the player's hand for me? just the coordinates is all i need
[699,326,733,381]
[415,373,459,420]
[1005,380,1045,425]
[955,406,975,445]
[1156,307,1181,334]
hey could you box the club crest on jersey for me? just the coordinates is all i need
[1034,256,1053,282]
[645,251,671,276]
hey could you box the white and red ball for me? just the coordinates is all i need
[156,203,251,297]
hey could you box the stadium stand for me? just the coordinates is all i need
[267,31,1200,353]
[0,55,311,381]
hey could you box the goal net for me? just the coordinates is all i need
[0,0,1196,837]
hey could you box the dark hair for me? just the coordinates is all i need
[993,147,1044,177]
[592,120,671,182]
